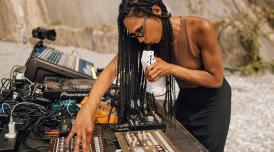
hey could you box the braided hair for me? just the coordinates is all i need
[117,0,175,123]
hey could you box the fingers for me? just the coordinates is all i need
[65,127,75,143]
[81,131,87,152]
[153,70,162,81]
[144,67,150,77]
[84,125,93,152]
[146,64,162,82]
[145,58,163,77]
[148,66,159,77]
[87,122,94,151]
[152,74,162,82]
[74,132,82,152]
[66,127,93,152]
[145,64,156,77]
[145,56,162,72]
[148,70,162,82]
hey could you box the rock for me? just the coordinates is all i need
[29,25,118,53]
[0,0,273,65]
[0,40,273,152]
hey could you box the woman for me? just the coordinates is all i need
[66,0,231,152]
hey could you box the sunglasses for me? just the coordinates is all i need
[128,15,148,38]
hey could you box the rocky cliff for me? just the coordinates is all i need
[0,0,273,67]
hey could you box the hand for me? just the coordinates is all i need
[145,57,172,82]
[66,103,95,152]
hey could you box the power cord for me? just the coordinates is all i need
[5,102,46,138]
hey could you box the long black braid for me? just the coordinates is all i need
[117,0,176,123]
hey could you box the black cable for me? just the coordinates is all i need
[15,108,52,151]
[0,78,10,90]
[22,134,47,152]
[13,105,46,118]
[107,104,115,124]
[15,118,33,152]
[34,114,59,140]
[1,78,13,99]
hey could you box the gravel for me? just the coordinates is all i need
[0,40,273,152]
[225,73,274,152]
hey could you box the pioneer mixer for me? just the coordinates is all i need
[43,78,95,100]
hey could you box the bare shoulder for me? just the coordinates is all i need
[186,16,215,35]
[185,16,217,47]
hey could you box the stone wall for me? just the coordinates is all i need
[0,0,273,65]
[0,0,48,42]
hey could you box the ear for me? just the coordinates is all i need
[151,5,162,16]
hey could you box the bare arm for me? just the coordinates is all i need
[66,55,118,152]
[85,55,118,114]
[169,20,223,88]
[146,19,223,88]
[170,20,223,88]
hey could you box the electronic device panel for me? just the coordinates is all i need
[37,47,96,78]
[25,45,97,83]
[43,78,95,100]
[126,109,166,131]
[49,125,105,152]
[25,57,95,83]
[115,130,179,152]
[49,135,105,152]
